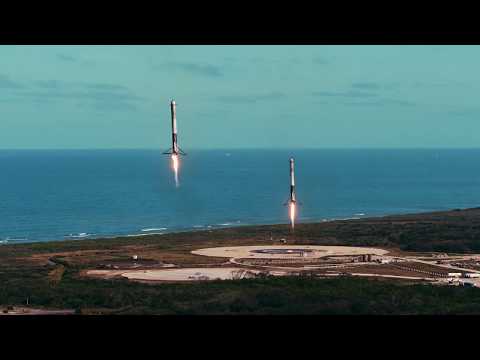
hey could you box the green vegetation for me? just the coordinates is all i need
[3,208,480,314]
[2,265,480,314]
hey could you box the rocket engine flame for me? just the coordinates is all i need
[290,202,296,230]
[172,154,179,187]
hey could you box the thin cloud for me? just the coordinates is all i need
[160,62,223,78]
[312,56,329,65]
[34,80,62,89]
[343,98,417,107]
[0,74,24,89]
[33,80,130,93]
[6,78,144,112]
[351,82,380,90]
[57,54,77,62]
[412,81,470,88]
[446,108,480,117]
[78,100,138,113]
[84,83,129,91]
[56,53,95,67]
[218,92,286,104]
[312,90,377,98]
[16,89,144,103]
[413,81,447,88]
[383,99,416,107]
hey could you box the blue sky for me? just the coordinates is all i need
[1,45,480,149]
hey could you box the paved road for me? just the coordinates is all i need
[348,273,435,281]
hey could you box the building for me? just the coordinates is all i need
[447,272,462,278]
[464,273,480,278]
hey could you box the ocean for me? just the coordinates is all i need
[1,149,480,243]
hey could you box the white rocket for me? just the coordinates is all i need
[289,158,296,204]
[163,100,186,156]
[288,158,296,204]
[285,157,299,230]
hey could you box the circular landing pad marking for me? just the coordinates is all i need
[252,248,316,255]
[191,245,389,259]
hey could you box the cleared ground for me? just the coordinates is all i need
[0,307,75,315]
[87,267,260,281]
[191,245,389,259]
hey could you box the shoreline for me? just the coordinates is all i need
[1,206,476,247]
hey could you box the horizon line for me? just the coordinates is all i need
[2,147,480,151]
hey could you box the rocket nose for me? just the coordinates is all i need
[171,100,176,105]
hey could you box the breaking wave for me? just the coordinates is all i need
[1,237,29,243]
[216,221,241,226]
[141,228,167,232]
[64,232,92,239]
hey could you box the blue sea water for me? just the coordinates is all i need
[1,149,480,243]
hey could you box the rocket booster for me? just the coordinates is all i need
[289,158,296,203]
[171,100,178,154]
[286,157,298,231]
[164,100,186,156]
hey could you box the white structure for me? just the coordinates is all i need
[163,100,187,157]
[447,272,462,278]
[464,273,480,278]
